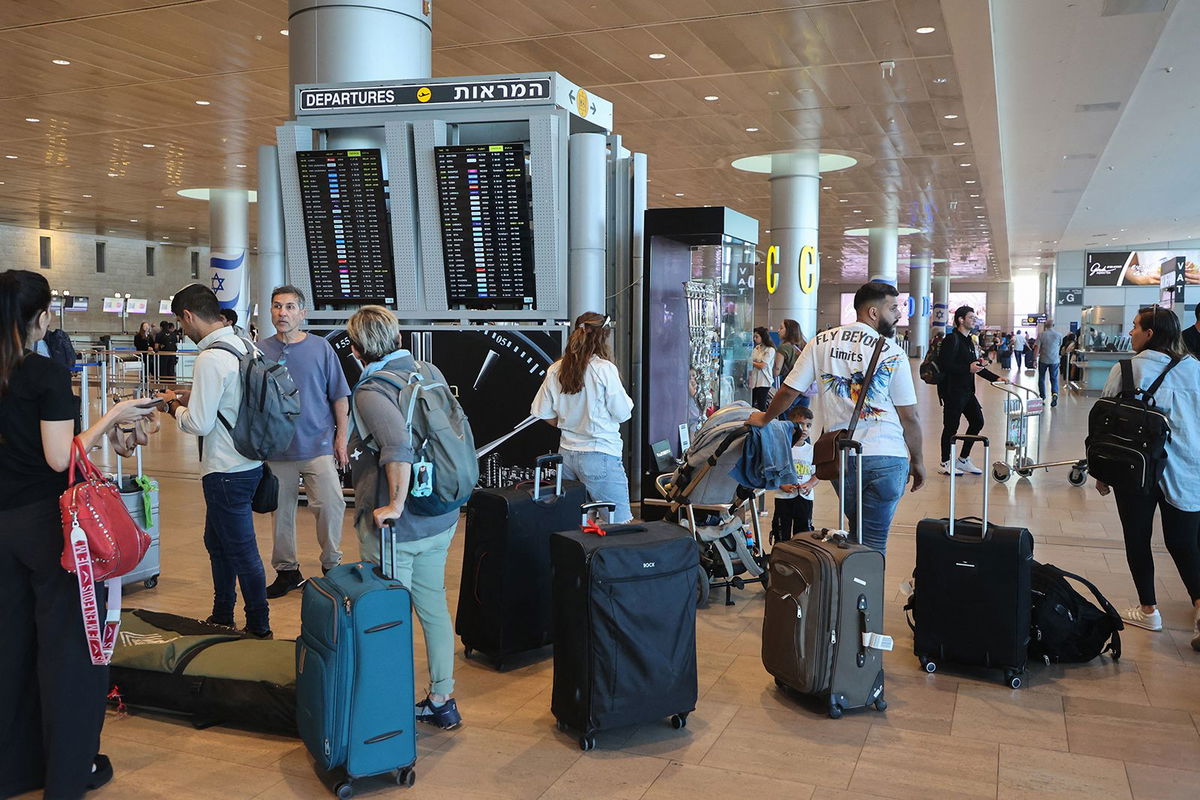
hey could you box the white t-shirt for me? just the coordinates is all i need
[783,322,917,459]
[1013,332,1027,352]
[531,356,634,458]
[749,345,776,389]
[777,439,815,500]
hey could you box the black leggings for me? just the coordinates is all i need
[1114,487,1200,607]
[751,387,771,412]
[939,392,984,462]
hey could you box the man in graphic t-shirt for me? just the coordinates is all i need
[749,281,926,555]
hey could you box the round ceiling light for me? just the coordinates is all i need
[279,29,289,36]
[703,95,719,101]
[648,53,667,60]
[952,141,966,146]
[176,188,259,202]
[24,117,39,123]
[844,226,924,236]
[731,150,863,174]
[943,114,958,119]
[51,59,71,66]
[915,26,936,34]
[194,100,211,106]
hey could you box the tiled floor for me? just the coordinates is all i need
[36,368,1200,799]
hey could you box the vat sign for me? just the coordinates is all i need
[297,78,553,113]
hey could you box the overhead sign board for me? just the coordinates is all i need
[1056,287,1083,306]
[1086,249,1199,287]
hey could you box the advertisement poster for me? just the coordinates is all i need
[1086,250,1200,287]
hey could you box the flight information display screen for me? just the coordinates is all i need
[434,143,536,308]
[296,148,396,305]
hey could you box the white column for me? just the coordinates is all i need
[568,133,608,321]
[867,225,899,286]
[768,151,821,339]
[209,189,250,326]
[931,271,951,337]
[256,145,286,333]
[909,248,932,358]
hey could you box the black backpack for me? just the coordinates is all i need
[1028,562,1122,664]
[1085,357,1179,494]
[44,328,76,369]
[919,336,946,385]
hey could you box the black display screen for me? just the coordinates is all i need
[296,148,396,305]
[434,143,536,308]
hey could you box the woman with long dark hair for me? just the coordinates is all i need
[1095,306,1200,650]
[774,318,809,412]
[531,312,635,522]
[749,326,776,411]
[134,320,156,379]
[0,270,156,798]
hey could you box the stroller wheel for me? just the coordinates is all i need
[695,566,710,609]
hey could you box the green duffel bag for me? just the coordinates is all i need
[108,609,296,735]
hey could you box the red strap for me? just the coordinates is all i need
[68,514,121,665]
[581,520,606,537]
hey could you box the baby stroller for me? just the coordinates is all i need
[647,403,770,607]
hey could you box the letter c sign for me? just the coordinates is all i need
[765,245,780,294]
[799,245,817,295]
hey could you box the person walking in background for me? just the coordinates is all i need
[748,326,776,411]
[0,270,158,798]
[1094,307,1200,650]
[935,305,1004,476]
[134,321,156,380]
[1036,319,1064,406]
[159,285,270,638]
[531,312,635,523]
[997,331,1012,370]
[257,286,350,598]
[774,319,809,412]
[1012,329,1027,371]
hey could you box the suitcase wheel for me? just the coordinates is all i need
[395,767,416,788]
[556,719,568,732]
[463,646,473,659]
[334,780,354,799]
[829,702,843,720]
[670,713,688,730]
[579,734,596,752]
[874,698,888,712]
[1005,672,1023,690]
[921,658,937,674]
[144,575,159,589]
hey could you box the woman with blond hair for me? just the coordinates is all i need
[531,312,635,523]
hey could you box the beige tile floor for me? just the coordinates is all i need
[35,368,1200,799]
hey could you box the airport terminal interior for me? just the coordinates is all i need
[2,0,1200,798]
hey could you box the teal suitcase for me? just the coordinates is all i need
[296,525,416,797]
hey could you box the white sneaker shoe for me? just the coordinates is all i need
[956,457,984,475]
[1120,606,1162,631]
[940,460,964,476]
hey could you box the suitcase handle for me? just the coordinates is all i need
[948,435,990,538]
[836,438,864,545]
[534,454,563,501]
[581,501,617,525]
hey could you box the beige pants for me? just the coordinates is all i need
[269,455,346,572]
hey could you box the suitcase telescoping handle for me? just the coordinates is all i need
[836,439,864,545]
[533,453,563,502]
[581,501,617,525]
[379,522,398,580]
[948,435,989,537]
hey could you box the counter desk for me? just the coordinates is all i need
[1069,350,1134,394]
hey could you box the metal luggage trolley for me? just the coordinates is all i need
[990,380,1088,485]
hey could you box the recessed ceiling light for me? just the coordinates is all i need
[703,95,719,101]
[766,90,781,96]
[155,205,165,209]
[236,163,247,168]
[974,205,984,209]
[194,100,211,106]
[839,199,848,203]
[24,117,39,123]
[933,77,948,84]
[865,218,873,222]
[965,179,977,184]
[279,29,289,36]
[51,59,71,66]
[648,53,667,60]
[107,172,118,177]
[969,194,980,198]
[977,215,985,219]
[63,210,71,214]
[943,114,959,120]
[142,143,155,148]
[959,162,972,167]
[745,127,759,132]
[129,219,138,223]
[915,26,937,34]
[952,141,966,146]
[3,155,16,159]
[188,226,196,230]
[674,192,685,197]
[822,186,831,190]
[82,194,91,198]
[853,209,862,213]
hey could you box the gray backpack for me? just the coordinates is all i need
[351,362,479,517]
[207,337,300,460]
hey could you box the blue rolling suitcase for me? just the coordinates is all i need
[296,524,416,798]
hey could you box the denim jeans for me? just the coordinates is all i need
[1038,362,1060,398]
[561,449,633,523]
[832,455,909,556]
[202,466,269,632]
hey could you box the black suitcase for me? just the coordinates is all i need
[456,454,585,669]
[763,440,891,718]
[550,510,699,751]
[912,435,1033,688]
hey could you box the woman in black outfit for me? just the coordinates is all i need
[0,270,156,799]
[133,320,156,379]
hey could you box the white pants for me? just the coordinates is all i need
[269,455,346,572]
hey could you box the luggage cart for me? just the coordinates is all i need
[990,380,1088,485]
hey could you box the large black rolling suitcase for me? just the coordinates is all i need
[762,439,892,719]
[912,435,1034,688]
[456,454,585,669]
[550,506,699,751]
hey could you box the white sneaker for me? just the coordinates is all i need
[1120,606,1162,631]
[940,460,964,476]
[956,457,984,475]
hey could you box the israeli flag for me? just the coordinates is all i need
[210,251,245,310]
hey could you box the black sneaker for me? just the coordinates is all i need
[415,696,462,730]
[204,614,236,629]
[87,754,113,791]
[242,627,274,640]
[1051,393,1059,407]
[266,569,304,599]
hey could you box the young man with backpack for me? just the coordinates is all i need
[160,284,271,638]
[345,305,477,730]
[933,306,1004,477]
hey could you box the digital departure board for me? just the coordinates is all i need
[434,143,536,308]
[296,148,396,305]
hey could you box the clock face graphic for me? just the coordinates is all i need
[322,327,562,467]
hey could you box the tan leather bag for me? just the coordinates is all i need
[812,334,886,481]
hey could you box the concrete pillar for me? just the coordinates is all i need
[209,189,251,327]
[568,133,608,321]
[768,150,821,339]
[867,225,899,286]
[256,145,286,334]
[931,271,951,337]
[909,248,932,358]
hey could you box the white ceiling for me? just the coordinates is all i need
[992,0,1196,270]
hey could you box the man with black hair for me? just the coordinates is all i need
[1183,305,1200,358]
[935,305,1003,476]
[749,280,925,555]
[219,307,246,337]
[160,284,270,638]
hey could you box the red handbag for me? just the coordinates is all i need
[59,438,151,664]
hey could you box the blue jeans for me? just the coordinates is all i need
[561,449,633,523]
[832,455,909,556]
[1038,362,1060,398]
[202,466,269,632]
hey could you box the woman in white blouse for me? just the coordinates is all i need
[748,326,776,412]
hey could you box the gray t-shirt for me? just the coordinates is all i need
[1037,329,1063,364]
[258,333,351,461]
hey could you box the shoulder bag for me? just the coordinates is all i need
[812,334,887,482]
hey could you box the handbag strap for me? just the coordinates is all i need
[66,505,123,665]
[845,333,887,440]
